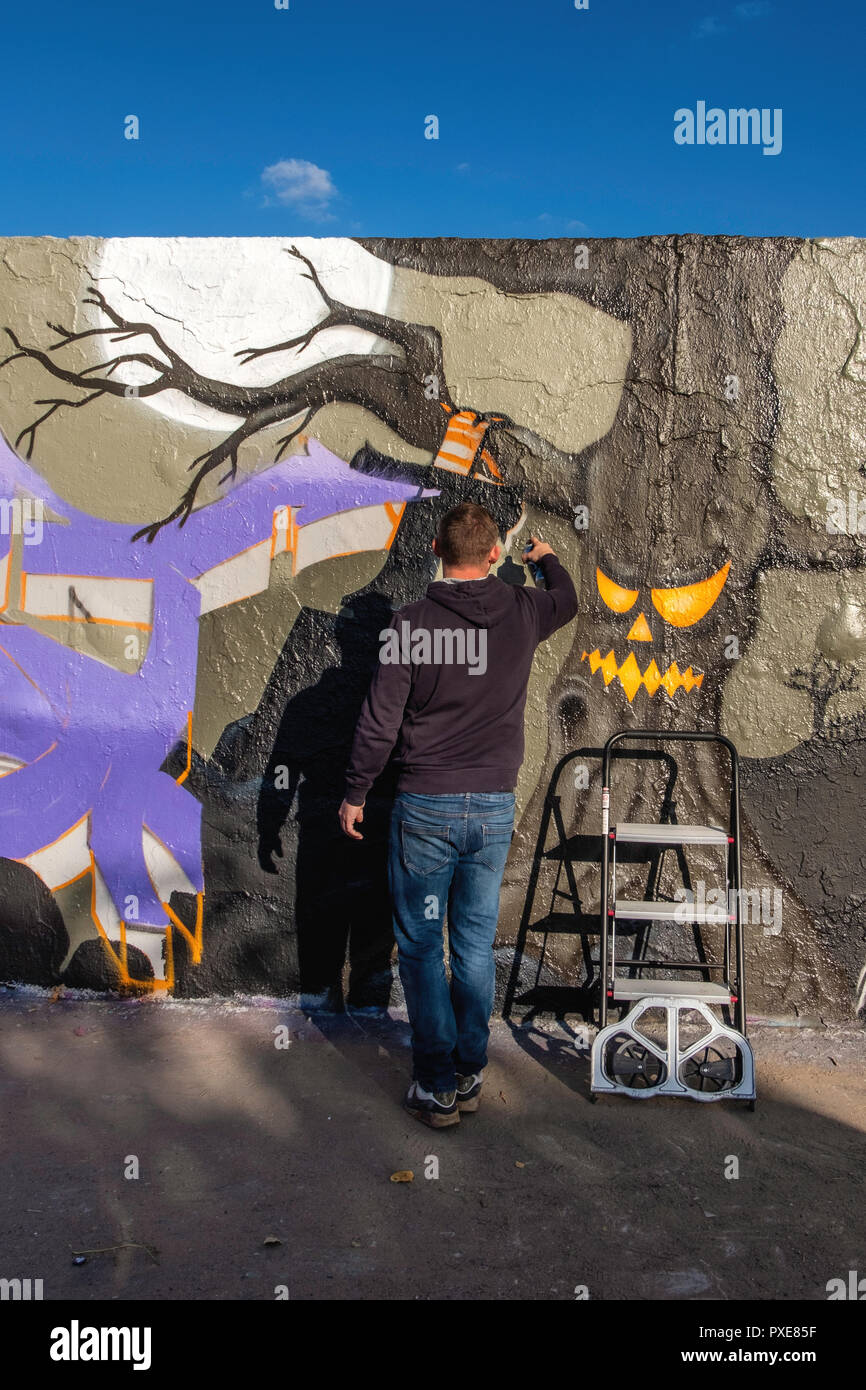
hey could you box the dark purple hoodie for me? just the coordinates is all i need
[344,553,578,802]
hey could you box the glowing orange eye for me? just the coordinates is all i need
[650,561,731,628]
[597,567,638,613]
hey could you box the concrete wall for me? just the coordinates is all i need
[0,235,864,1020]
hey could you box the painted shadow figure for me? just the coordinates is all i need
[256,593,398,1009]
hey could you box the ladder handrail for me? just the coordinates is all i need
[601,728,740,788]
[599,729,746,1035]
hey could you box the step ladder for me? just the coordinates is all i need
[502,743,680,1021]
[590,730,756,1105]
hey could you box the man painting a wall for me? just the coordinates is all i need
[339,503,578,1126]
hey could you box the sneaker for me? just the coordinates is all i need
[455,1070,484,1112]
[403,1081,460,1128]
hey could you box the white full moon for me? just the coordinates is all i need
[91,237,395,432]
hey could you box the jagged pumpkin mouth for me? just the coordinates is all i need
[581,648,704,702]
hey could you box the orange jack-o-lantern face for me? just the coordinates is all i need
[582,560,731,701]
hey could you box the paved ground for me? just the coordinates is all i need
[1,988,863,1301]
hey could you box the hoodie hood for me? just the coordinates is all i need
[425,576,516,629]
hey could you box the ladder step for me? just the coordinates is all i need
[614,822,730,846]
[611,978,734,1002]
[613,899,732,923]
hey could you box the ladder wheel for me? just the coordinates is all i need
[680,1042,741,1094]
[605,1035,665,1090]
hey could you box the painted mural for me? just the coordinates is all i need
[0,429,435,989]
[0,235,863,1019]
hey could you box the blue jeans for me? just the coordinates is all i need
[388,791,515,1092]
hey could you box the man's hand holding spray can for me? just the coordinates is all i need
[522,535,556,587]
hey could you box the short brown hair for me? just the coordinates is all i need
[436,502,500,567]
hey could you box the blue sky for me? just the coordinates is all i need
[0,0,862,237]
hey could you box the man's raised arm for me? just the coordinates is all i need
[524,537,579,641]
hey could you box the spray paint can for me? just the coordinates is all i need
[523,544,547,588]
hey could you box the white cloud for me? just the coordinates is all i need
[261,159,338,220]
[693,15,727,38]
[693,3,769,38]
[535,213,588,233]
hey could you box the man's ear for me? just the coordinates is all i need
[432,537,441,557]
[489,544,501,565]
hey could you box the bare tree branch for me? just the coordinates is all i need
[274,408,314,464]
[236,245,444,371]
[0,253,572,542]
[15,390,107,457]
